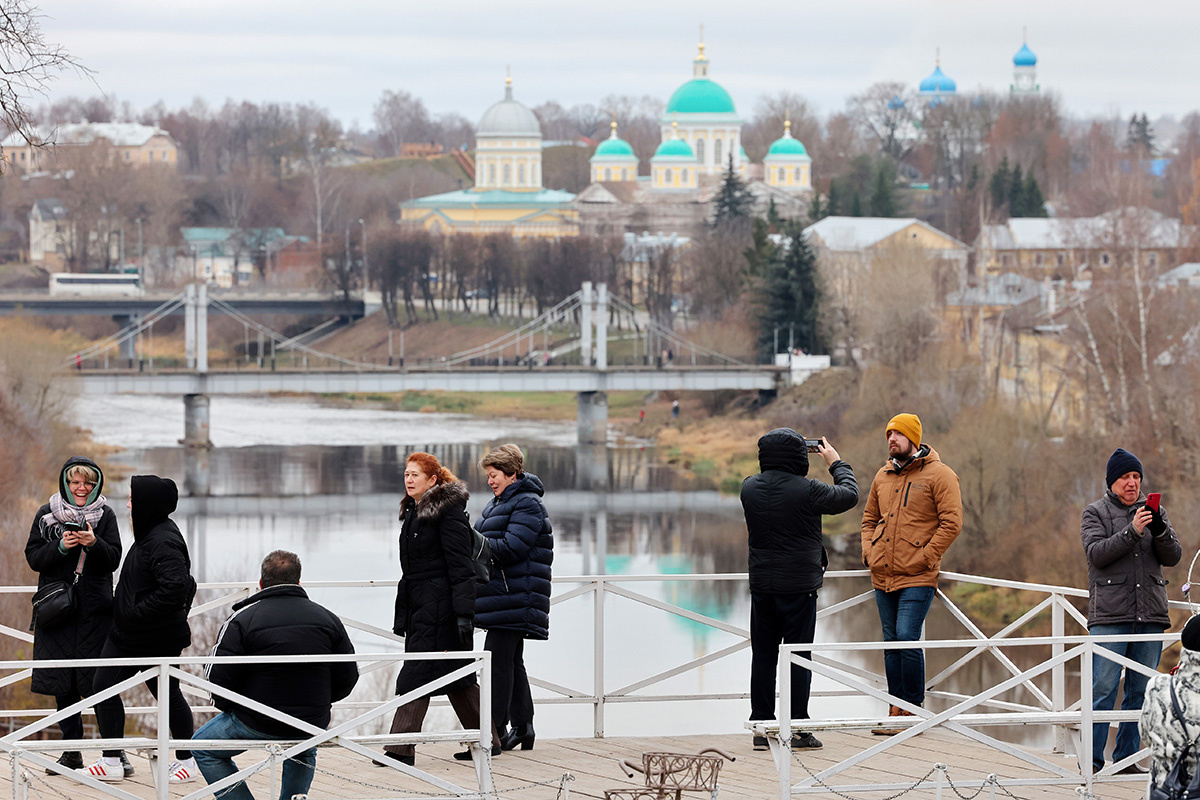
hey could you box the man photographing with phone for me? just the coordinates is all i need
[1082,447,1181,775]
[741,429,858,751]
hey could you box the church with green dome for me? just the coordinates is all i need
[575,36,811,235]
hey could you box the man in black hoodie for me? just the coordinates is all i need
[741,429,858,750]
[193,550,358,800]
[79,475,198,784]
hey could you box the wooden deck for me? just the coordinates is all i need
[12,731,1149,800]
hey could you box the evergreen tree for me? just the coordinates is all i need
[712,152,753,226]
[989,156,1010,212]
[767,197,781,229]
[754,222,823,361]
[1007,164,1024,216]
[850,192,863,217]
[869,165,896,217]
[807,192,828,224]
[1125,112,1155,155]
[742,217,775,279]
[826,182,840,216]
[1019,172,1047,217]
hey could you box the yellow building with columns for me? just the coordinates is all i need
[400,74,577,237]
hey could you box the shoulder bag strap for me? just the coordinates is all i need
[70,548,87,585]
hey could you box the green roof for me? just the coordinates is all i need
[653,138,695,159]
[767,135,808,157]
[665,79,736,114]
[593,137,636,158]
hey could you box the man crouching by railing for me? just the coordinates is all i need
[194,551,359,800]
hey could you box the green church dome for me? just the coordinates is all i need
[594,135,636,158]
[665,79,736,115]
[654,137,695,158]
[768,136,807,157]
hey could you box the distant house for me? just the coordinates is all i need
[2,122,179,174]
[29,199,71,268]
[179,228,315,288]
[977,208,1193,279]
[1158,261,1200,290]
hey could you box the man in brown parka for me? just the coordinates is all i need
[861,413,962,734]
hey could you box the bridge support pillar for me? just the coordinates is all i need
[183,393,212,450]
[113,314,138,362]
[577,391,607,445]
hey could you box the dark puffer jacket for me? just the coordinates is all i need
[1081,489,1181,628]
[741,429,859,594]
[474,472,553,639]
[207,584,359,737]
[25,456,122,696]
[112,475,196,651]
[393,480,477,696]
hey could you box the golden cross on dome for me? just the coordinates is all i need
[505,65,511,86]
[697,23,706,59]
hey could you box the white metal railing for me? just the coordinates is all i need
[0,570,1188,800]
[2,651,494,800]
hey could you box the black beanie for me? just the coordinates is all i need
[1182,615,1200,652]
[1106,448,1143,490]
[758,428,809,476]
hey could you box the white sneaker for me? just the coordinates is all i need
[77,759,124,782]
[168,758,199,783]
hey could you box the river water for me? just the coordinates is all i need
[81,395,1056,744]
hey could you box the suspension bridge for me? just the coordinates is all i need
[65,283,787,444]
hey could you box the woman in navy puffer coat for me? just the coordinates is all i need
[474,444,552,751]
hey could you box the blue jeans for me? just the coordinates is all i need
[192,712,316,800]
[874,587,936,707]
[1090,622,1164,769]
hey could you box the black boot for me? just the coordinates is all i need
[46,751,83,774]
[119,751,135,778]
[374,751,414,767]
[453,745,501,760]
[500,724,535,751]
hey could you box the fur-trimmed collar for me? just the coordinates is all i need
[400,479,469,522]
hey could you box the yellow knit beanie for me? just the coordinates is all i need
[886,413,922,447]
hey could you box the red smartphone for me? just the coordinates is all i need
[1146,493,1161,512]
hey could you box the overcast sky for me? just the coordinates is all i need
[33,0,1200,131]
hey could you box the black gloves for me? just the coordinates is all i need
[1148,508,1167,538]
[457,616,474,647]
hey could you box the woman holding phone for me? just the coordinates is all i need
[25,457,125,774]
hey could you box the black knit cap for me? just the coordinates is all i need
[1106,448,1143,490]
[758,428,809,476]
[1182,615,1200,652]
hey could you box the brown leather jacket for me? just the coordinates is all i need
[861,444,962,592]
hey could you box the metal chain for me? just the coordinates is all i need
[790,742,937,800]
[942,768,998,800]
[790,739,1023,800]
[21,769,77,800]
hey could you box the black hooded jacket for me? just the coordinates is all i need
[207,584,359,737]
[741,428,859,594]
[112,475,195,651]
[25,456,122,695]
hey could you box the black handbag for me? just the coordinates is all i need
[1149,676,1200,800]
[30,549,86,630]
[470,528,493,585]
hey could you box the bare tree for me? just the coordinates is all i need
[0,0,88,166]
[848,81,918,162]
[372,90,431,157]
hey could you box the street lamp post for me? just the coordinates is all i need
[359,218,368,293]
[135,218,143,288]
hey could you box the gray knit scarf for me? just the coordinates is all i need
[39,493,108,540]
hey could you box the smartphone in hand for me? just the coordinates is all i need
[1146,493,1161,512]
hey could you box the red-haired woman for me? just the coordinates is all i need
[381,452,499,766]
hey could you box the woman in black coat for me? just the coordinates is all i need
[25,456,122,772]
[474,444,552,751]
[382,452,499,766]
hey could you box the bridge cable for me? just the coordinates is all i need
[608,294,746,365]
[65,293,187,364]
[443,291,583,366]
